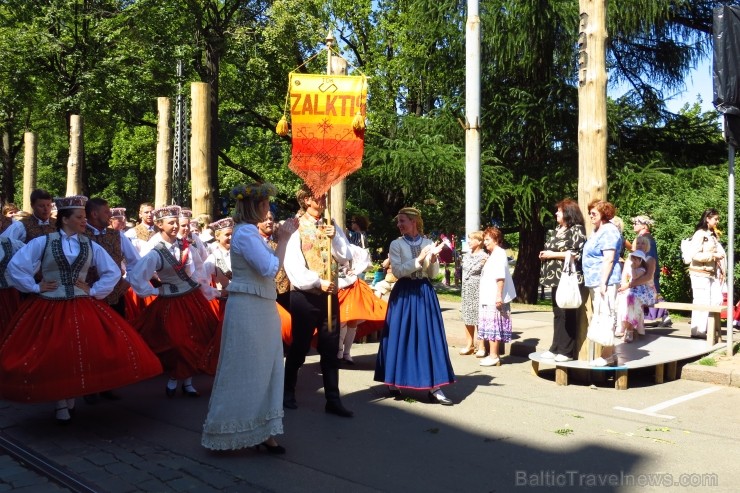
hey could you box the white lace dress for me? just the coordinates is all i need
[201,223,284,450]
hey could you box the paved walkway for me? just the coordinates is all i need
[1,296,739,492]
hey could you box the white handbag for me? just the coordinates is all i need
[555,252,582,309]
[587,295,616,347]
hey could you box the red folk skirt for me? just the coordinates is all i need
[134,289,218,379]
[337,279,388,339]
[124,287,156,323]
[0,287,21,337]
[0,296,162,403]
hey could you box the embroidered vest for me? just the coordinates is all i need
[134,223,157,242]
[20,216,56,241]
[153,242,199,297]
[298,216,337,282]
[83,227,129,305]
[0,238,14,288]
[39,232,92,300]
[268,238,291,294]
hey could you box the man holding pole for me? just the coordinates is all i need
[283,184,354,417]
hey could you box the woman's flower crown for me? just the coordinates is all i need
[230,183,277,201]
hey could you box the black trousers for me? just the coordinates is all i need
[549,285,578,357]
[284,290,341,403]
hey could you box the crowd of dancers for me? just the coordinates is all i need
[1,184,462,455]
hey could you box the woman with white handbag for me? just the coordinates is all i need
[582,200,623,367]
[538,199,586,362]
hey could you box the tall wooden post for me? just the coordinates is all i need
[155,97,172,207]
[325,32,336,331]
[577,0,608,361]
[191,83,212,218]
[66,115,83,196]
[329,56,349,230]
[23,132,37,212]
[577,1,608,222]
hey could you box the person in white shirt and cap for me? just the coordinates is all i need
[127,205,220,399]
[109,207,127,232]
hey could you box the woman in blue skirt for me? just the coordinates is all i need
[374,207,456,405]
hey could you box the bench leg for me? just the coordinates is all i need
[707,313,720,347]
[655,364,665,384]
[531,361,540,376]
[555,367,569,386]
[665,361,677,381]
[615,370,628,390]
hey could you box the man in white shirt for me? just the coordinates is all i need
[0,189,55,243]
[124,202,158,251]
[283,184,354,418]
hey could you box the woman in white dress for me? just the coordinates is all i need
[201,183,295,454]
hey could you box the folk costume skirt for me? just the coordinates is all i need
[124,287,156,323]
[337,279,388,339]
[0,287,21,335]
[134,289,218,379]
[0,296,162,403]
[374,278,455,389]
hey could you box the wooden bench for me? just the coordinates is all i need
[653,301,723,348]
[529,332,720,390]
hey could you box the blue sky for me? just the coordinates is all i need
[665,57,715,113]
[611,56,716,114]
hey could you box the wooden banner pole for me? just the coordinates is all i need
[325,31,335,332]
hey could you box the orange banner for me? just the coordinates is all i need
[288,73,368,196]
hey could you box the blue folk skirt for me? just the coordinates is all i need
[374,278,455,389]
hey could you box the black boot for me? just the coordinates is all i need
[283,388,297,409]
[322,365,353,417]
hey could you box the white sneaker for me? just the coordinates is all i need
[661,315,672,327]
[554,354,572,362]
[590,355,617,367]
[540,351,555,359]
[480,356,500,367]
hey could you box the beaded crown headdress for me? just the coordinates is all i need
[110,207,126,218]
[54,195,88,210]
[153,205,181,221]
[209,217,235,231]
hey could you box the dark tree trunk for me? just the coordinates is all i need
[206,46,220,215]
[512,206,546,303]
[1,130,17,205]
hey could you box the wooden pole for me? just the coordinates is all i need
[191,82,212,218]
[326,31,335,332]
[577,0,608,361]
[22,132,37,212]
[155,97,172,207]
[329,56,348,230]
[65,115,83,196]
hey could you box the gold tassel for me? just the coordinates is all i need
[352,112,365,131]
[276,116,289,136]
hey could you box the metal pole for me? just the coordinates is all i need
[465,0,481,238]
[726,142,735,356]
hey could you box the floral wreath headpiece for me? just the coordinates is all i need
[230,183,277,202]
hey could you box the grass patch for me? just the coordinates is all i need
[697,357,717,366]
[554,427,574,436]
